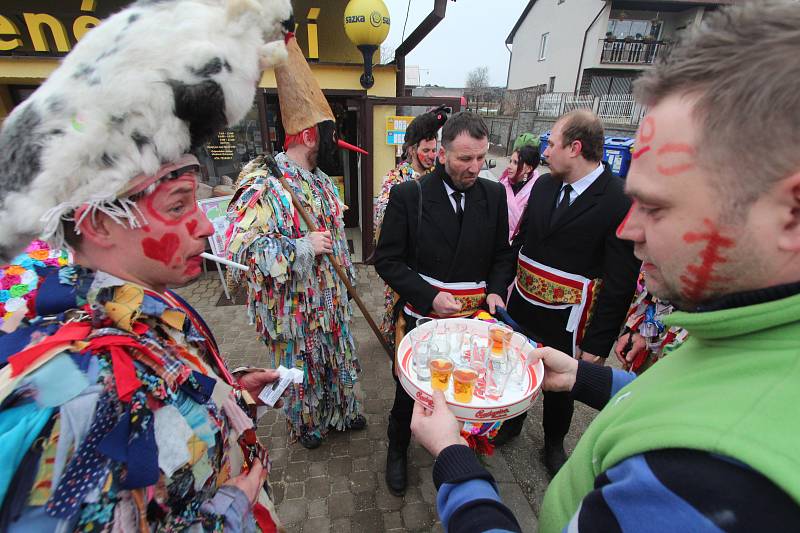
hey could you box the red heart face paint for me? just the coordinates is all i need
[141,233,181,265]
[186,219,199,236]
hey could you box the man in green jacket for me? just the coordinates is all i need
[409,2,800,531]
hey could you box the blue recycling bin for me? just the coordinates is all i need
[603,137,635,178]
[539,131,551,164]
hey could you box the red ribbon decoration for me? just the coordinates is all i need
[7,322,92,377]
[253,502,278,533]
[82,335,165,403]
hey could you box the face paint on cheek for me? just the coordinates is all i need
[679,218,735,302]
[141,233,181,266]
[656,143,696,176]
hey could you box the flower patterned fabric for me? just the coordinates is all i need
[0,240,69,330]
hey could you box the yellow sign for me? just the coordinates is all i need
[0,1,127,56]
[343,0,390,47]
[385,115,414,146]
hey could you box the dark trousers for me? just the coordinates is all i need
[387,312,418,450]
[505,291,576,444]
[388,378,414,450]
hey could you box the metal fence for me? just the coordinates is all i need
[534,92,596,118]
[600,39,669,65]
[522,92,646,125]
[596,94,646,125]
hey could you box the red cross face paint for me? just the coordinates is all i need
[679,219,735,302]
[622,96,744,308]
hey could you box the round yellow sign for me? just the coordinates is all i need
[344,0,391,47]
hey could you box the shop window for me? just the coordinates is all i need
[193,102,264,191]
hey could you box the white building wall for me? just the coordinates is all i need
[507,0,607,92]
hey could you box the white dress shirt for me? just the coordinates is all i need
[443,181,466,213]
[556,163,605,206]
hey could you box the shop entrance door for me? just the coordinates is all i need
[261,91,363,230]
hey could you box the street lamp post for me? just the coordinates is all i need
[344,0,391,89]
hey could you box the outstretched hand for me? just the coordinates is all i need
[410,390,467,458]
[528,346,579,392]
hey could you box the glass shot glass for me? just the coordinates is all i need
[452,364,480,403]
[412,338,432,381]
[429,356,455,392]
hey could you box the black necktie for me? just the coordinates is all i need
[550,184,573,227]
[451,191,464,225]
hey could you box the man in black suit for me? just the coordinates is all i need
[501,110,641,475]
[375,111,515,495]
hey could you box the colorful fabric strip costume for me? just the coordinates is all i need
[226,153,362,440]
[0,266,281,531]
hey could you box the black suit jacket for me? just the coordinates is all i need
[375,165,515,317]
[507,165,641,356]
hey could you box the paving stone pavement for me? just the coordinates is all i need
[175,265,599,532]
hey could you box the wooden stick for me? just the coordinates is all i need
[275,173,394,357]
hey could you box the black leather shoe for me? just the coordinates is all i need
[347,414,367,431]
[541,442,568,477]
[385,445,408,496]
[299,433,322,450]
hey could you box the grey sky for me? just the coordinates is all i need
[382,0,530,88]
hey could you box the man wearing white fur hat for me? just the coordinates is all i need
[226,36,367,450]
[0,0,295,530]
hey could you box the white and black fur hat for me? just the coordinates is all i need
[0,0,294,261]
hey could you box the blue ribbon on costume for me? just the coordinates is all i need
[0,323,57,365]
[96,400,159,489]
[639,304,665,339]
[35,269,77,317]
[180,371,217,404]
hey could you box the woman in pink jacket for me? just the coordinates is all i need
[498,144,540,242]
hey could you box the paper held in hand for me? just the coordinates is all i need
[258,365,304,407]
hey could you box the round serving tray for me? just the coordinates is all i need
[397,318,544,423]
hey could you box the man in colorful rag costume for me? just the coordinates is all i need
[0,0,295,530]
[374,106,449,352]
[226,37,366,450]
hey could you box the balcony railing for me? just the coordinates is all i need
[600,39,669,65]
